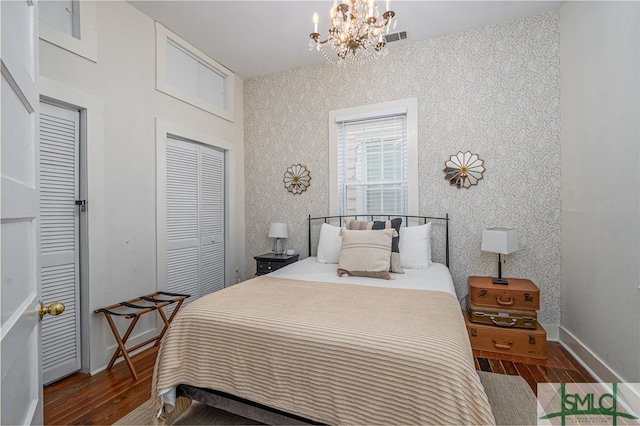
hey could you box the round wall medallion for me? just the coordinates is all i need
[443,151,485,189]
[283,164,311,194]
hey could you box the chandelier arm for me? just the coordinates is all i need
[310,33,330,45]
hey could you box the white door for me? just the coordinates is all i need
[166,137,224,306]
[39,102,81,385]
[1,0,46,424]
[200,146,225,295]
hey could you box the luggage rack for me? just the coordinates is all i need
[94,291,190,379]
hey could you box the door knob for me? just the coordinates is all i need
[38,301,65,320]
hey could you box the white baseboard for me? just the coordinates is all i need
[542,323,559,341]
[90,327,160,376]
[559,326,621,383]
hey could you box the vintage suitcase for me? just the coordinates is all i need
[463,310,547,359]
[466,296,538,329]
[468,276,540,310]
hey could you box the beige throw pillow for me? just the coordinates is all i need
[344,218,404,274]
[337,228,395,280]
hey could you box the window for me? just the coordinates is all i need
[156,23,235,122]
[329,99,418,216]
[39,1,79,38]
[39,0,97,62]
[166,40,227,109]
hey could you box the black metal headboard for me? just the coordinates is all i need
[307,214,450,267]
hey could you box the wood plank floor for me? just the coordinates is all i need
[472,342,597,395]
[44,347,158,425]
[44,342,596,425]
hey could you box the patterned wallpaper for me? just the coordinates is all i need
[243,12,561,325]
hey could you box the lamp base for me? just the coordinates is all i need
[492,277,509,285]
[272,238,284,255]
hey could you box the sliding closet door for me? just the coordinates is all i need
[166,137,224,304]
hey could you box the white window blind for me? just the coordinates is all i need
[337,113,408,215]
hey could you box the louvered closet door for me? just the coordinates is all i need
[200,148,225,294]
[166,137,224,306]
[39,102,81,385]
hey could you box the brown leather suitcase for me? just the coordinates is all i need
[463,310,547,359]
[466,296,538,329]
[468,276,540,310]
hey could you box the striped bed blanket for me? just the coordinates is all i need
[153,275,495,425]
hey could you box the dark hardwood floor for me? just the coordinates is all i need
[472,343,597,394]
[44,347,157,425]
[44,342,596,425]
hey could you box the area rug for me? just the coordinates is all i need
[115,371,537,425]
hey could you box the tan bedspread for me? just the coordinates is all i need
[153,276,495,425]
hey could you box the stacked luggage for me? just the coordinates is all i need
[464,276,547,359]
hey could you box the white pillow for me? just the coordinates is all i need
[316,223,342,264]
[398,223,432,269]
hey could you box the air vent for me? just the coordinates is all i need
[384,31,408,43]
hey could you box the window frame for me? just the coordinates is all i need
[329,98,419,216]
[39,0,98,62]
[155,22,235,122]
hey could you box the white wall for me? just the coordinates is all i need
[39,1,245,373]
[560,1,639,383]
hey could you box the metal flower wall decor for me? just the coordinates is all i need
[443,151,485,189]
[283,164,311,194]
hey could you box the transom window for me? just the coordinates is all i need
[38,0,97,62]
[156,23,236,122]
[39,0,80,39]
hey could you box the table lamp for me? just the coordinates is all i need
[481,227,519,285]
[268,223,288,255]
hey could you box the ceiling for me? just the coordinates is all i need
[129,1,563,80]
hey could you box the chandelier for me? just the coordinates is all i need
[309,0,397,65]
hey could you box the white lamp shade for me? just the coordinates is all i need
[268,223,288,239]
[481,228,519,254]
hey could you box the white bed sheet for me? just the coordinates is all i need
[268,256,456,297]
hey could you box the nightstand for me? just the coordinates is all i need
[464,276,547,359]
[254,253,299,276]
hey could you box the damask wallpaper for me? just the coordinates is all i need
[243,11,561,326]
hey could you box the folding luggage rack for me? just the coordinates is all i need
[94,291,190,379]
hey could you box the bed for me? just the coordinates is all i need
[152,215,495,425]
